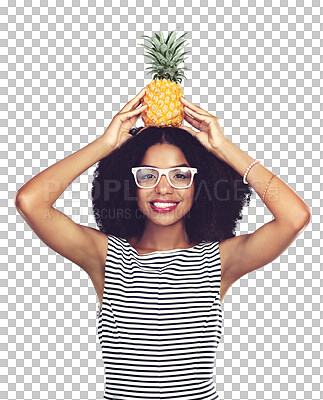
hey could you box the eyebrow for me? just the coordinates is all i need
[140,164,190,168]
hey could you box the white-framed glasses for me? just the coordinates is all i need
[131,166,198,189]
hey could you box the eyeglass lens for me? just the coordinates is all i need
[136,168,192,188]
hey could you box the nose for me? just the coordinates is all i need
[155,173,173,192]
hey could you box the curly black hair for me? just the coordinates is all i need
[91,126,253,244]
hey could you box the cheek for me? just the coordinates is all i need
[136,191,149,208]
[185,187,195,203]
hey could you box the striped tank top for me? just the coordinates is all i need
[97,234,223,400]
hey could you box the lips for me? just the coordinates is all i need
[149,202,180,213]
[150,200,180,203]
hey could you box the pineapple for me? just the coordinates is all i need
[140,29,190,127]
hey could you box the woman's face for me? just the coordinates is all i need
[135,143,195,226]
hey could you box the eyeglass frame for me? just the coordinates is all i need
[131,166,198,189]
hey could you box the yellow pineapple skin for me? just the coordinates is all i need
[141,79,184,127]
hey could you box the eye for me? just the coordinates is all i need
[174,173,187,179]
[142,173,155,179]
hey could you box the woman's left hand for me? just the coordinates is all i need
[179,97,229,152]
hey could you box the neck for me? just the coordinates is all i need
[134,221,193,251]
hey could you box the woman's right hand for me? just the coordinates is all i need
[101,88,147,149]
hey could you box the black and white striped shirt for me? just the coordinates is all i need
[97,234,223,400]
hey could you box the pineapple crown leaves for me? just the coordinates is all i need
[139,28,191,84]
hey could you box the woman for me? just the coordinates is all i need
[14,87,311,400]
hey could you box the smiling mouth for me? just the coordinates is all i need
[150,201,180,206]
[149,202,180,213]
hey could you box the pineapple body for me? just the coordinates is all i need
[139,29,190,127]
[142,79,184,127]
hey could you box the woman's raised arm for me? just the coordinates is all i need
[13,88,147,277]
[13,135,116,277]
[179,96,311,297]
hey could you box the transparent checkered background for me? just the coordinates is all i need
[1,1,321,399]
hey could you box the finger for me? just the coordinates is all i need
[183,112,200,129]
[128,114,141,127]
[131,100,141,110]
[125,103,147,116]
[131,87,147,101]
[111,105,146,132]
[181,97,212,116]
[119,104,147,122]
[183,106,206,121]
[133,92,147,109]
[124,88,147,111]
[132,88,147,106]
[180,96,206,112]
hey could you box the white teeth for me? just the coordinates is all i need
[152,202,177,208]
